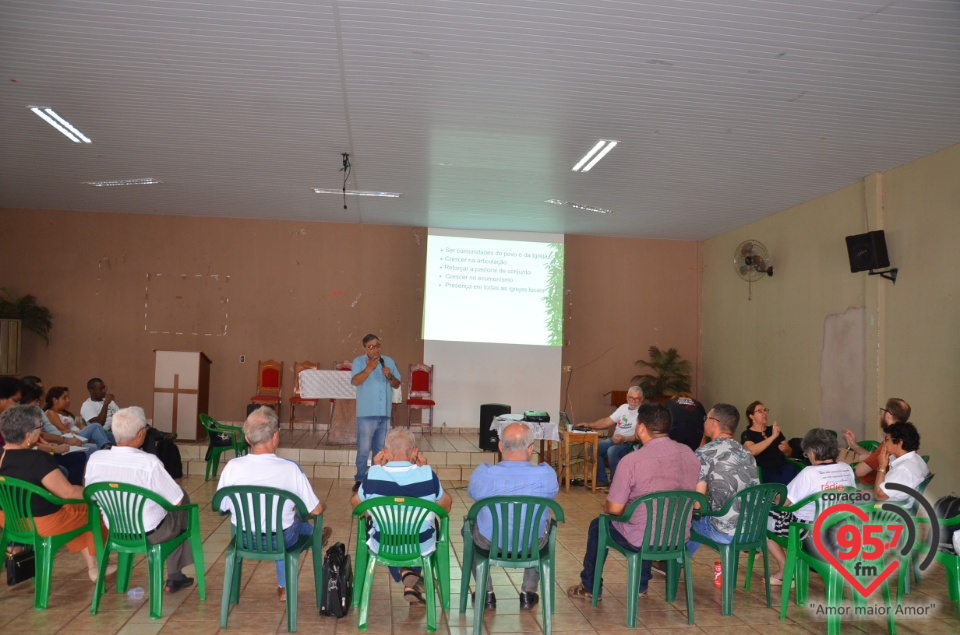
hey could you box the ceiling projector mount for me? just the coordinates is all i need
[733,239,774,300]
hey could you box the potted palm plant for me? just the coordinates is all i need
[0,289,53,375]
[632,346,692,401]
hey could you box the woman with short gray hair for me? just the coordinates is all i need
[765,427,855,585]
[0,405,114,582]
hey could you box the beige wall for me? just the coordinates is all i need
[561,234,702,424]
[701,143,960,498]
[3,210,429,424]
[1,210,703,428]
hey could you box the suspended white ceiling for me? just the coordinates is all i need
[2,0,959,240]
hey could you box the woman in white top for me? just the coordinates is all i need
[766,427,856,584]
[44,386,113,448]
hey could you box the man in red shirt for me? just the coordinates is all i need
[843,397,910,485]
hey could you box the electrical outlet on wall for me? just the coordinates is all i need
[562,365,572,372]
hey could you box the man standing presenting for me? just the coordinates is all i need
[687,403,759,553]
[843,397,910,485]
[567,403,700,601]
[466,422,559,611]
[351,334,401,492]
[85,407,195,592]
[576,386,644,486]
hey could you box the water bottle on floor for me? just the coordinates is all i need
[127,587,145,600]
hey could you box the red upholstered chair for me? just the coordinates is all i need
[407,363,436,433]
[289,360,319,430]
[250,359,283,420]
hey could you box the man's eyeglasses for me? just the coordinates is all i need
[365,343,382,350]
[704,415,719,423]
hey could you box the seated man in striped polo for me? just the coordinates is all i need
[351,428,452,606]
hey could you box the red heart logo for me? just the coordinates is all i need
[812,503,899,598]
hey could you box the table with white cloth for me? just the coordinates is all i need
[299,370,402,445]
[492,414,559,467]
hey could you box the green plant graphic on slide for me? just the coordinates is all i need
[543,243,564,345]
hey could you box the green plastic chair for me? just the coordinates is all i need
[0,476,93,610]
[857,440,880,452]
[459,496,565,635]
[213,486,324,633]
[779,505,896,635]
[915,511,960,617]
[690,483,786,615]
[352,496,450,633]
[744,486,858,607]
[84,481,206,620]
[199,413,249,481]
[591,489,708,627]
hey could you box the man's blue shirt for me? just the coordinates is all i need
[351,354,400,418]
[467,460,559,543]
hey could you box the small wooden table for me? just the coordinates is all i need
[557,430,599,493]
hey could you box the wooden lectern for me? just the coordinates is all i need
[153,351,211,441]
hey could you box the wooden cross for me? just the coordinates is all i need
[154,373,198,433]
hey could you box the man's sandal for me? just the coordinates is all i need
[566,583,599,601]
[401,568,426,605]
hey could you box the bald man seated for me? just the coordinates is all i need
[466,422,559,611]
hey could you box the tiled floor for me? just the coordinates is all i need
[2,460,958,634]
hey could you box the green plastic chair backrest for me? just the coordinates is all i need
[198,413,220,434]
[353,496,447,563]
[917,472,934,495]
[213,485,310,559]
[617,490,707,556]
[84,482,172,550]
[465,496,564,561]
[200,413,241,439]
[725,483,787,545]
[859,440,880,452]
[0,476,60,541]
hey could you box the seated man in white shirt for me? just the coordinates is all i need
[80,378,120,431]
[216,406,328,602]
[84,406,195,592]
[874,421,930,505]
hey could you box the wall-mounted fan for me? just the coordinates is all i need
[733,239,774,299]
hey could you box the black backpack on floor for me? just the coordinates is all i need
[319,542,352,617]
[934,495,960,554]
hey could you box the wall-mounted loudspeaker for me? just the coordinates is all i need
[845,230,890,273]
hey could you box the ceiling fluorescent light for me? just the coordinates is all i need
[580,140,618,172]
[30,107,92,143]
[313,188,400,198]
[84,178,162,187]
[545,199,613,214]
[571,140,607,172]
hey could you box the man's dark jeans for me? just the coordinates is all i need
[579,516,652,596]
